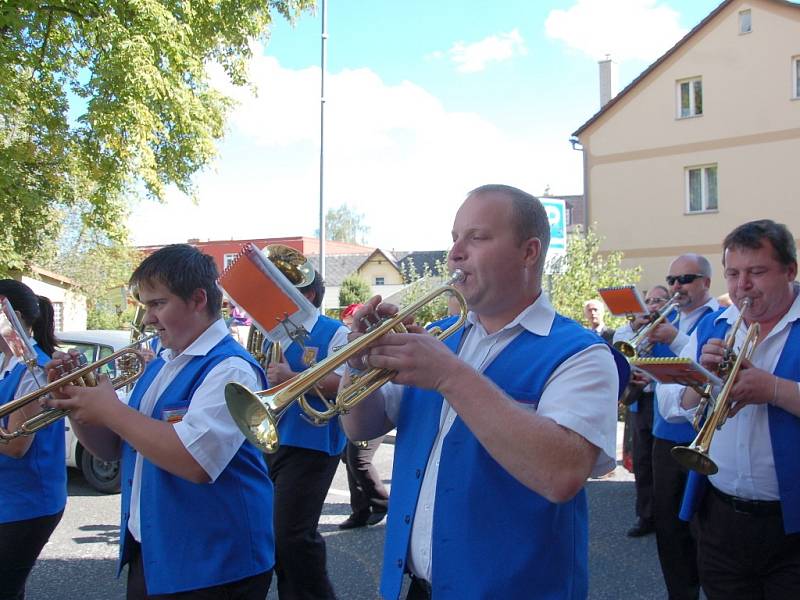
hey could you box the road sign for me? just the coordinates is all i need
[541,198,567,257]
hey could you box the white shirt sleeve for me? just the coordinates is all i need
[668,330,691,355]
[172,357,260,482]
[657,332,700,424]
[536,344,620,477]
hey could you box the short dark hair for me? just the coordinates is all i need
[722,219,797,268]
[0,279,59,356]
[468,184,551,274]
[299,270,325,308]
[130,244,222,317]
[648,284,669,297]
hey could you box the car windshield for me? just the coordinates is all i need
[56,342,118,379]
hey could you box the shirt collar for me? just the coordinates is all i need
[162,318,230,362]
[682,296,719,320]
[465,292,555,337]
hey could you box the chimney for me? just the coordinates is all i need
[598,55,618,108]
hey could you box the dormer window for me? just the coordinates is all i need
[739,9,752,34]
[677,77,703,118]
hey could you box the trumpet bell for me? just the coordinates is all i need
[225,382,282,454]
[613,340,636,359]
[670,445,718,475]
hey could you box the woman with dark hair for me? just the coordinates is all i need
[0,279,66,600]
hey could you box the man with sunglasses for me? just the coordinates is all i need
[648,254,719,600]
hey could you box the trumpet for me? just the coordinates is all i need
[0,333,157,442]
[671,299,759,475]
[226,270,468,453]
[614,292,680,359]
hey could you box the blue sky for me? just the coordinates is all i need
[129,0,725,252]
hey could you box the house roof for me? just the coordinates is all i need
[395,251,449,275]
[307,254,372,286]
[572,0,800,138]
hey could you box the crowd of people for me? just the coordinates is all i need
[0,184,798,600]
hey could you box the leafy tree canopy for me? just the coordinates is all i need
[399,258,451,327]
[320,204,370,244]
[546,226,641,329]
[338,273,371,308]
[0,0,314,273]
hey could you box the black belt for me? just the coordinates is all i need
[408,574,432,599]
[710,484,782,517]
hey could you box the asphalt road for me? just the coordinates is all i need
[28,427,667,599]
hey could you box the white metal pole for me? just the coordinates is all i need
[318,0,327,281]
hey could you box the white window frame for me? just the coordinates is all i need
[738,9,752,34]
[223,253,238,270]
[676,77,703,118]
[685,164,719,214]
[793,56,800,100]
[374,276,385,286]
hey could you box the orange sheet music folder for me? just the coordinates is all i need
[217,244,316,342]
[598,285,648,316]
[631,357,721,388]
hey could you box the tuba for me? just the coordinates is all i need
[671,298,759,475]
[0,333,157,442]
[226,270,468,453]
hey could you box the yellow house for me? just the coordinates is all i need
[572,0,800,295]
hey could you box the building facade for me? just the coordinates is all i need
[573,0,800,295]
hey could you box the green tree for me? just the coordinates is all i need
[398,258,450,327]
[0,0,314,274]
[546,226,641,328]
[339,273,371,308]
[321,204,370,244]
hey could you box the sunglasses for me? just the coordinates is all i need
[666,273,705,286]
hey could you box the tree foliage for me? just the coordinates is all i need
[398,258,450,327]
[0,0,314,273]
[338,273,371,308]
[322,204,370,244]
[546,226,641,328]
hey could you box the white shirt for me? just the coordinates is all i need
[2,356,43,401]
[658,288,800,501]
[127,318,260,542]
[378,293,619,582]
[669,298,720,355]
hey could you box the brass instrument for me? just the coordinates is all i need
[0,333,157,442]
[614,292,681,359]
[264,244,316,288]
[671,299,760,475]
[245,327,282,371]
[226,270,468,453]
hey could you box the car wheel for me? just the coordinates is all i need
[79,446,121,494]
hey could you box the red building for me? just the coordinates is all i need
[137,236,375,274]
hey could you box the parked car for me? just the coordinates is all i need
[58,330,130,494]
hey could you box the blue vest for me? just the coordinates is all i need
[119,335,274,595]
[0,345,66,523]
[680,317,800,534]
[278,315,346,456]
[652,308,715,442]
[381,315,628,600]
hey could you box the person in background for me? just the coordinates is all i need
[584,298,615,344]
[337,303,390,530]
[0,280,64,600]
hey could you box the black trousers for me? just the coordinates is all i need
[631,393,655,522]
[696,487,800,600]
[266,445,340,600]
[652,437,700,600]
[405,576,432,600]
[126,537,272,599]
[342,438,389,516]
[0,509,63,600]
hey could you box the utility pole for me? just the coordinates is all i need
[318,0,328,280]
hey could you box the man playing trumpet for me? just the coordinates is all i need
[341,184,627,599]
[658,220,800,599]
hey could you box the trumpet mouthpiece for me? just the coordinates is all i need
[450,269,465,283]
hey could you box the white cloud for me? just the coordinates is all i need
[129,50,581,253]
[545,0,687,63]
[436,29,528,74]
